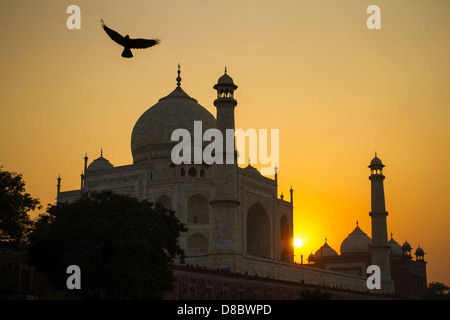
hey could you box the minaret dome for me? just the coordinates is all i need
[213,67,238,102]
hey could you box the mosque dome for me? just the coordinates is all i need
[217,72,235,85]
[340,223,371,255]
[388,234,403,256]
[370,157,383,166]
[402,241,411,251]
[213,67,238,100]
[87,152,113,172]
[369,153,385,168]
[131,67,216,163]
[314,239,338,259]
[415,246,424,255]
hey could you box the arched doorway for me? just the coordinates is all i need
[280,215,290,241]
[187,194,209,224]
[246,203,270,258]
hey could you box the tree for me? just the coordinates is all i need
[27,191,186,299]
[426,282,450,299]
[0,166,41,246]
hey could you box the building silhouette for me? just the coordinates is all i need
[59,66,297,273]
[54,67,427,299]
[308,155,427,298]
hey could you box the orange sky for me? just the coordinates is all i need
[1,0,449,285]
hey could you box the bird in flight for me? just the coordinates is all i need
[100,19,160,58]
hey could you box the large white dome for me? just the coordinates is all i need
[388,235,403,256]
[87,153,114,172]
[314,240,338,259]
[131,86,216,163]
[340,224,371,255]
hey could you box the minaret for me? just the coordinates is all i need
[274,164,278,197]
[210,67,240,262]
[80,172,84,189]
[213,67,238,171]
[82,153,88,189]
[84,153,88,174]
[176,63,182,87]
[290,186,294,206]
[56,174,61,203]
[368,153,393,293]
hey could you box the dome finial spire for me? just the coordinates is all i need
[176,63,182,87]
[224,66,227,74]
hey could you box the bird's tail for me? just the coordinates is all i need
[122,47,133,58]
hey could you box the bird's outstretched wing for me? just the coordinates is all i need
[129,38,161,49]
[101,19,126,46]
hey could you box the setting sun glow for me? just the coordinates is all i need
[293,238,303,248]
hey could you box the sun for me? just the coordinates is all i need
[293,238,303,248]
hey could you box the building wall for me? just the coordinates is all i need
[182,254,370,293]
[0,247,47,297]
[312,252,428,298]
[60,155,296,280]
[390,257,427,299]
[164,265,387,300]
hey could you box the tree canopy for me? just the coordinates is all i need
[0,166,41,246]
[27,191,186,299]
[426,281,450,299]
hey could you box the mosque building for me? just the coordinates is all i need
[58,66,295,270]
[56,67,427,299]
[308,155,428,299]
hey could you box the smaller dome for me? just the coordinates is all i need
[402,241,411,252]
[340,224,371,255]
[314,239,338,259]
[87,152,113,172]
[415,246,424,255]
[217,73,234,85]
[369,152,385,168]
[213,67,238,90]
[369,152,384,170]
[371,157,382,166]
[401,241,413,258]
[388,235,403,256]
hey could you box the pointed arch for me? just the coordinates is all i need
[188,167,197,177]
[246,202,270,258]
[187,193,209,224]
[280,215,290,241]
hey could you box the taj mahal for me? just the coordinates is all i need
[57,66,427,299]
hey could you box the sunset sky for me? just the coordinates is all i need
[1,0,449,285]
